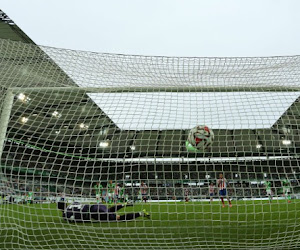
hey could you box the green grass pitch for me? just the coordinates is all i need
[0,200,300,249]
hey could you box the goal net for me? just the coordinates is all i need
[0,38,299,249]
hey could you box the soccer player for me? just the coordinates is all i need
[94,182,103,203]
[137,190,142,202]
[140,182,148,203]
[124,190,129,203]
[58,192,67,210]
[59,202,150,222]
[217,173,232,208]
[184,187,189,202]
[107,180,115,204]
[209,182,215,203]
[60,192,65,202]
[282,179,292,203]
[119,184,125,203]
[265,180,273,203]
[27,190,34,204]
[114,183,120,203]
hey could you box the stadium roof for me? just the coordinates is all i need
[0,10,32,43]
[88,92,299,130]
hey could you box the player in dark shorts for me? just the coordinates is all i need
[58,202,150,222]
[140,182,148,203]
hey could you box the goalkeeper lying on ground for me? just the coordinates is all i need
[58,201,150,222]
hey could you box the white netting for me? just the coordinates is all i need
[0,38,299,249]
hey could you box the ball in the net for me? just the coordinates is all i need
[187,125,214,150]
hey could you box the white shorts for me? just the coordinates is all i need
[96,194,101,199]
[283,188,290,193]
[266,190,272,195]
[108,192,113,198]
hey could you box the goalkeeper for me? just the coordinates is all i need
[58,201,150,222]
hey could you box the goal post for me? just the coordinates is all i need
[0,91,14,198]
[0,91,14,157]
[0,38,300,249]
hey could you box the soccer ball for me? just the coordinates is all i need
[187,125,214,151]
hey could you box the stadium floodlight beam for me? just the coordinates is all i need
[99,141,109,148]
[17,93,30,103]
[52,111,61,118]
[79,123,88,129]
[17,93,26,101]
[282,140,292,145]
[20,117,29,124]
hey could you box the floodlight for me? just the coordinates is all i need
[17,93,26,101]
[282,140,291,145]
[52,111,61,118]
[20,117,28,124]
[99,141,109,148]
[79,123,89,129]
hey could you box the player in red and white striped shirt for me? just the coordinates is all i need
[140,182,148,203]
[184,187,190,202]
[217,173,232,208]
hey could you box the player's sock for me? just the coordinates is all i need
[221,197,225,206]
[119,213,141,221]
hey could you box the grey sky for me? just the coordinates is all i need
[2,0,300,57]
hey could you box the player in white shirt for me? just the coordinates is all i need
[217,173,232,208]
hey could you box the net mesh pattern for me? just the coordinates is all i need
[0,39,299,249]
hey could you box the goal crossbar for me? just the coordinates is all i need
[9,86,300,93]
